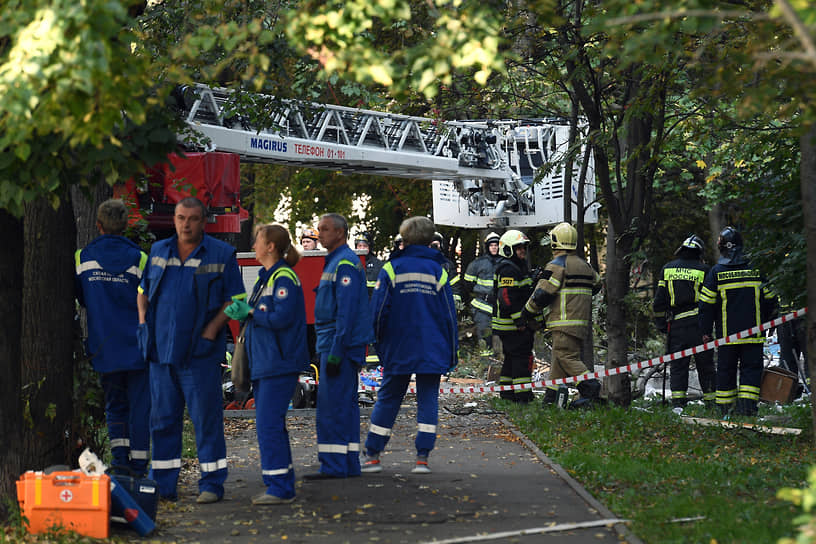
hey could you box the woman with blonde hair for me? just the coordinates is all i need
[225,224,309,504]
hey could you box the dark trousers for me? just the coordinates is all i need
[716,343,763,415]
[498,330,534,403]
[668,321,716,405]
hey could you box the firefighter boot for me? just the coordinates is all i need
[570,379,601,409]
[541,388,558,407]
[735,398,758,417]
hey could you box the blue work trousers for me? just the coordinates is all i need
[365,373,441,457]
[315,349,363,477]
[254,373,299,499]
[149,361,227,499]
[100,369,151,475]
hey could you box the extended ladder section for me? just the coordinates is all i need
[177,84,598,227]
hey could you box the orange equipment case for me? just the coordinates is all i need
[16,471,110,538]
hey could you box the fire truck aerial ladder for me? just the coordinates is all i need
[176,84,599,229]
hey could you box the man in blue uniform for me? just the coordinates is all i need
[361,216,458,474]
[76,199,150,475]
[700,227,777,417]
[306,213,373,479]
[137,197,246,503]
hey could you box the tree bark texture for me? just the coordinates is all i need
[0,211,23,520]
[800,122,816,444]
[604,222,633,405]
[21,197,77,469]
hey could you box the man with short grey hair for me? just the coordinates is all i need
[305,213,373,479]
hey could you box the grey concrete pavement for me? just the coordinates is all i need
[112,399,639,543]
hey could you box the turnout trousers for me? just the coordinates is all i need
[498,330,534,403]
[254,373,299,499]
[365,373,441,458]
[315,348,364,477]
[149,360,228,499]
[667,321,716,406]
[716,343,763,416]
[100,369,151,475]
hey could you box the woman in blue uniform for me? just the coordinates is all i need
[226,224,309,504]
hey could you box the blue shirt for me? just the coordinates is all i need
[140,234,245,366]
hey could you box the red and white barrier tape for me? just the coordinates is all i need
[357,307,808,394]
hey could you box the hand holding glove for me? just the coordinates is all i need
[225,299,253,321]
[325,354,342,377]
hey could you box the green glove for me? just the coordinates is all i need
[225,299,253,321]
[326,354,342,377]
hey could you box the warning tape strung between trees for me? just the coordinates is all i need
[357,307,808,395]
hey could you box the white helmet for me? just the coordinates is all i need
[549,222,578,250]
[498,230,530,258]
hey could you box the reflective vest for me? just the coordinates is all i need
[699,259,777,344]
[653,257,709,327]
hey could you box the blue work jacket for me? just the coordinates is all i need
[75,235,148,374]
[314,244,374,358]
[139,234,245,366]
[370,244,459,374]
[245,261,310,379]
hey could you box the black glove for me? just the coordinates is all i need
[325,354,341,377]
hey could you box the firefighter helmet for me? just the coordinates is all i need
[675,234,704,255]
[718,226,742,256]
[431,231,446,251]
[301,227,318,241]
[549,222,578,251]
[355,232,372,250]
[498,230,530,258]
[484,232,500,246]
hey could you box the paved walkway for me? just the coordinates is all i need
[113,400,640,543]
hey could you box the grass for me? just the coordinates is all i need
[497,396,814,544]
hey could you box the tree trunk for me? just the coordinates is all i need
[604,222,633,405]
[21,197,77,469]
[0,211,24,520]
[72,183,112,249]
[800,122,816,443]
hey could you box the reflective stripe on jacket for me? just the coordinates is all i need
[75,235,147,373]
[371,245,458,374]
[314,244,374,357]
[246,261,310,379]
[525,252,600,338]
[492,257,533,333]
[699,260,777,344]
[653,257,709,328]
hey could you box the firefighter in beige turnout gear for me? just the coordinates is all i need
[521,223,602,408]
